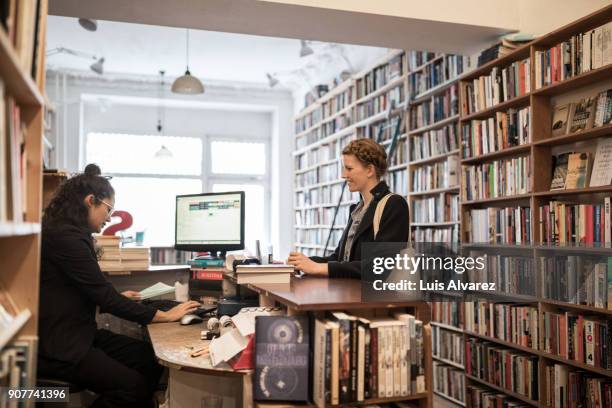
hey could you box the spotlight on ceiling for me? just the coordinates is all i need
[266,73,279,88]
[299,40,314,57]
[90,57,105,75]
[78,18,98,32]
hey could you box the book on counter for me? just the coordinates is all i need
[235,264,294,284]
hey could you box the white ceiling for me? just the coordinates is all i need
[46,16,383,86]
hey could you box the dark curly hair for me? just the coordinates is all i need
[342,138,388,178]
[42,163,115,231]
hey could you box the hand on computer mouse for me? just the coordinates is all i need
[287,252,328,276]
[153,300,200,322]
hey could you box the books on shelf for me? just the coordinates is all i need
[410,123,458,161]
[151,247,195,265]
[462,58,531,116]
[412,226,458,243]
[466,384,532,408]
[461,107,530,158]
[477,37,533,67]
[408,54,469,99]
[461,156,531,201]
[411,193,459,224]
[539,201,612,245]
[433,361,465,403]
[409,84,458,130]
[355,85,404,122]
[432,326,464,365]
[466,207,531,244]
[465,299,538,350]
[411,156,458,192]
[407,50,438,71]
[312,312,425,407]
[388,168,408,196]
[535,21,612,89]
[550,90,612,139]
[538,254,611,310]
[542,363,612,408]
[0,336,37,392]
[541,311,611,369]
[564,152,591,189]
[355,52,404,99]
[431,300,464,329]
[467,253,536,297]
[590,138,612,187]
[466,338,539,401]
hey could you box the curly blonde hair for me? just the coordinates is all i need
[342,138,388,178]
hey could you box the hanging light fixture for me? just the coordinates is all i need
[155,71,173,159]
[172,29,204,94]
[299,40,314,57]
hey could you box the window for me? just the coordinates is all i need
[85,132,270,249]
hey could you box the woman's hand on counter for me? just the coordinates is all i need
[287,252,328,276]
[152,300,200,322]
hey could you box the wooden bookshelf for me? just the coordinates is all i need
[0,0,48,400]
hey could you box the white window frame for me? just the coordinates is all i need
[205,134,271,247]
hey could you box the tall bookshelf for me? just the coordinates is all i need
[459,5,612,407]
[0,0,48,399]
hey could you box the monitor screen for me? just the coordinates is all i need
[174,191,245,252]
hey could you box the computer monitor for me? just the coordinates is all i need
[174,191,245,254]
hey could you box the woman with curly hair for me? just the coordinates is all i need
[39,164,199,408]
[288,138,410,279]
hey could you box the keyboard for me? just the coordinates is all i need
[143,299,217,317]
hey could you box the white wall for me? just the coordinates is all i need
[46,70,295,257]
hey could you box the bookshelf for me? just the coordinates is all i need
[458,5,612,407]
[0,0,48,399]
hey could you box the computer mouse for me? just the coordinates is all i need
[180,314,203,325]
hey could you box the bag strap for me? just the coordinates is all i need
[373,193,394,239]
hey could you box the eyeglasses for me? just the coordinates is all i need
[98,198,115,216]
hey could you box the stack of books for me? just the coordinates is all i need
[235,264,294,284]
[95,235,123,273]
[121,247,150,271]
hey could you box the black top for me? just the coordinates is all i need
[310,180,410,279]
[39,224,157,364]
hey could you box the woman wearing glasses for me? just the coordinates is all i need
[38,164,199,408]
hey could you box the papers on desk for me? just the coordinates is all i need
[139,282,175,300]
[231,307,284,336]
[209,328,249,366]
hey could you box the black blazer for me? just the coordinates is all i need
[310,181,409,279]
[38,224,156,364]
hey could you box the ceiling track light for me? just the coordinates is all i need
[46,47,105,75]
[78,18,98,32]
[172,29,205,94]
[299,40,314,58]
[266,73,279,88]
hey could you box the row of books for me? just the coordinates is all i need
[541,311,611,369]
[295,143,339,169]
[388,169,408,196]
[295,185,359,208]
[0,0,45,78]
[321,87,354,120]
[462,59,531,115]
[294,205,352,226]
[0,336,36,396]
[466,253,536,296]
[539,200,612,245]
[410,124,459,161]
[406,51,438,72]
[0,85,27,223]
[412,226,458,244]
[466,206,532,244]
[295,114,353,147]
[355,53,404,99]
[408,55,469,99]
[538,255,611,310]
[411,156,458,192]
[408,85,458,130]
[389,141,409,167]
[150,247,195,265]
[534,22,612,89]
[363,115,405,143]
[411,193,459,224]
[295,163,340,188]
[461,156,531,201]
[461,107,530,158]
[476,37,532,67]
[432,325,464,365]
[466,384,531,408]
[296,228,343,246]
[355,86,404,122]
[465,300,538,350]
[431,300,464,329]
[542,363,612,408]
[312,312,425,406]
[551,90,612,138]
[466,339,539,400]
[295,108,322,134]
[433,362,465,403]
